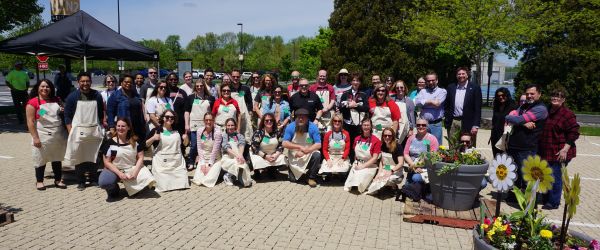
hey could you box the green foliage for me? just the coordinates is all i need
[0,15,46,71]
[0,0,43,33]
[419,130,486,175]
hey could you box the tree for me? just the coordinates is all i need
[294,27,331,79]
[0,0,43,33]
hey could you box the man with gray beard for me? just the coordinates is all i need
[282,109,322,187]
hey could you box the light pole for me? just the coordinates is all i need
[237,23,243,71]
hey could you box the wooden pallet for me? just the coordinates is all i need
[0,209,14,226]
[402,199,496,229]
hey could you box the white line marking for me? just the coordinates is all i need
[572,176,600,181]
[547,220,600,228]
[475,148,492,151]
[590,142,600,147]
[0,155,14,159]
[577,153,600,157]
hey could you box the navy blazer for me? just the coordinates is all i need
[444,82,482,132]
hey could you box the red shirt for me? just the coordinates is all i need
[309,82,335,101]
[368,98,401,121]
[211,98,240,116]
[27,97,61,120]
[538,105,579,162]
[353,134,382,156]
[322,130,351,160]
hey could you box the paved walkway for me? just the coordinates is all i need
[0,124,598,249]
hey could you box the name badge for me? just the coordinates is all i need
[193,99,200,105]
[38,109,47,116]
[238,91,245,97]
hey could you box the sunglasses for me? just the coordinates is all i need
[164,115,175,120]
[274,91,282,94]
[416,124,427,127]
[332,120,342,123]
[148,72,157,74]
[376,89,386,93]
[222,89,231,93]
[383,134,393,138]
[264,119,274,123]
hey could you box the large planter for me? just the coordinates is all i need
[472,227,595,250]
[427,161,488,211]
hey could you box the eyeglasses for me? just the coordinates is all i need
[383,134,393,138]
[376,89,386,93]
[397,86,405,89]
[332,120,342,123]
[158,86,167,90]
[252,76,260,79]
[164,115,175,120]
[416,124,427,128]
[106,80,114,83]
[148,72,157,75]
[264,119,274,123]
[300,85,309,88]
[222,89,231,93]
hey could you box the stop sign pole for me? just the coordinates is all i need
[36,55,50,81]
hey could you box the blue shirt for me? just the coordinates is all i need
[106,89,142,128]
[261,99,291,122]
[415,86,447,122]
[283,121,321,144]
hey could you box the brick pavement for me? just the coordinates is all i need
[0,126,598,249]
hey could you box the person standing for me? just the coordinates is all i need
[249,72,262,102]
[333,69,352,105]
[261,86,291,132]
[282,108,322,187]
[228,69,253,140]
[369,84,400,139]
[54,64,75,101]
[63,72,105,191]
[26,79,68,190]
[289,79,323,123]
[539,88,579,210]
[140,67,160,101]
[309,69,335,130]
[184,79,215,170]
[253,74,277,119]
[212,84,241,130]
[287,71,301,98]
[444,67,482,146]
[145,80,173,132]
[134,73,145,96]
[339,72,369,159]
[408,77,426,102]
[179,71,194,96]
[392,80,415,144]
[415,72,446,145]
[5,61,30,124]
[100,75,118,105]
[204,68,219,99]
[107,75,146,146]
[489,87,517,156]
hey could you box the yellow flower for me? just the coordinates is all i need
[439,145,447,150]
[487,229,496,240]
[511,235,516,239]
[481,224,488,230]
[540,229,553,239]
[522,155,555,193]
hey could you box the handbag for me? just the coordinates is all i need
[495,124,513,152]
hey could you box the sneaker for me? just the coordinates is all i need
[307,179,317,188]
[542,203,559,210]
[77,183,86,191]
[223,173,234,186]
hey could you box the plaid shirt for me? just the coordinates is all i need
[538,105,579,162]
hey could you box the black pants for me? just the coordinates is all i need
[345,124,361,162]
[307,152,322,180]
[75,162,98,184]
[10,89,28,123]
[35,161,62,182]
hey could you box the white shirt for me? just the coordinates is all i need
[453,82,468,117]
[145,96,172,114]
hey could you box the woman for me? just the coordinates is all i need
[249,72,261,101]
[339,73,370,154]
[145,110,190,192]
[134,73,145,95]
[320,113,351,174]
[344,118,381,193]
[218,118,253,187]
[212,84,241,131]
[185,79,216,170]
[99,118,155,201]
[249,113,286,177]
[404,118,439,184]
[369,84,400,139]
[146,80,173,131]
[100,74,117,105]
[107,75,146,146]
[384,76,395,100]
[221,73,232,87]
[539,88,579,210]
[489,87,517,156]
[333,69,351,104]
[192,113,223,187]
[408,77,426,101]
[26,79,68,190]
[261,86,291,132]
[253,74,276,119]
[367,128,404,194]
[393,80,415,144]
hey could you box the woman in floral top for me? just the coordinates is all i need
[249,113,286,179]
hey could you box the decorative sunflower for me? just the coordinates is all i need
[522,155,554,193]
[488,154,517,192]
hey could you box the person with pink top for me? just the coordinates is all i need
[403,117,439,183]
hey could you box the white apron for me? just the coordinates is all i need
[32,101,68,166]
[64,100,104,166]
[371,105,393,140]
[395,100,410,143]
[347,94,365,126]
[147,97,171,132]
[319,134,351,173]
[366,152,403,194]
[111,142,155,196]
[315,89,332,131]
[214,101,237,128]
[344,138,378,193]
[231,91,253,140]
[219,137,253,186]
[286,132,318,180]
[151,129,190,192]
[249,134,286,170]
[192,129,222,187]
[189,97,211,131]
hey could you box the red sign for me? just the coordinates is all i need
[36,55,49,62]
[38,62,49,71]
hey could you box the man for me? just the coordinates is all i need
[444,67,482,146]
[228,69,253,139]
[287,71,301,98]
[415,72,447,145]
[204,68,218,98]
[134,73,145,95]
[5,61,29,124]
[289,78,323,123]
[363,74,381,98]
[505,83,548,190]
[179,71,194,96]
[339,72,369,160]
[309,69,335,130]
[166,73,188,134]
[282,108,322,187]
[63,72,105,190]
[54,64,75,101]
[249,72,261,101]
[139,67,159,101]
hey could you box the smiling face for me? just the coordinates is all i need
[135,74,144,86]
[167,75,178,87]
[222,75,231,85]
[351,77,361,90]
[184,73,193,84]
[78,75,92,93]
[231,71,240,85]
[204,114,214,130]
[395,81,406,98]
[382,130,394,144]
[550,92,565,108]
[416,119,428,135]
[361,120,372,136]
[105,76,116,90]
[148,69,158,80]
[296,114,308,126]
[263,115,275,130]
[456,69,468,84]
[121,76,133,92]
[163,111,176,127]
[252,74,260,85]
[263,76,272,89]
[299,79,310,94]
[496,91,507,104]
[273,87,283,100]
[372,75,381,85]
[317,70,327,84]
[375,86,387,101]
[331,116,343,131]
[38,81,51,98]
[194,80,205,94]
[157,82,168,97]
[525,86,541,103]
[116,120,129,137]
[425,74,438,89]
[417,77,426,90]
[221,86,231,99]
[204,71,214,84]
[226,120,237,134]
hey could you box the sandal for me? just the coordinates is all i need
[54,180,67,189]
[36,182,46,191]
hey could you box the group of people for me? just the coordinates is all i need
[18,64,579,208]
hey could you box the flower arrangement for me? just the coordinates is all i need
[418,130,486,175]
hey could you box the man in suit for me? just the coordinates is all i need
[444,67,482,146]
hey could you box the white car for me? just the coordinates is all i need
[214,72,224,79]
[241,72,253,80]
[192,71,204,79]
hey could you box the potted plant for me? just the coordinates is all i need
[419,131,488,211]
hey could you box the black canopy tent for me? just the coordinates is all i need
[0,10,159,72]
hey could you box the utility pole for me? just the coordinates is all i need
[237,23,243,71]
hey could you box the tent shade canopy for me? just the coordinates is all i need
[0,10,159,61]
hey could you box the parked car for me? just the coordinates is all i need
[214,72,224,79]
[241,72,253,80]
[138,68,170,78]
[192,71,204,79]
[90,69,106,76]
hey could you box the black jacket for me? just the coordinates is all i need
[444,82,482,131]
[339,89,369,126]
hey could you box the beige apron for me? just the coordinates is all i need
[147,97,171,132]
[344,138,378,193]
[219,138,253,186]
[64,100,104,166]
[192,129,222,187]
[366,152,403,194]
[371,105,393,140]
[319,134,350,174]
[395,101,410,143]
[189,98,211,131]
[214,101,236,128]
[231,91,253,139]
[249,134,286,170]
[346,93,365,126]
[145,88,154,102]
[315,89,332,131]
[151,130,190,192]
[32,102,68,166]
[286,132,318,180]
[111,142,155,196]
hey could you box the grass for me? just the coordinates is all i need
[580,126,600,136]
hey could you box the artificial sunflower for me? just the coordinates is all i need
[488,153,517,192]
[522,155,554,193]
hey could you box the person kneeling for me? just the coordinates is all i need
[282,108,322,187]
[249,113,286,179]
[367,128,404,195]
[218,118,253,187]
[344,118,381,193]
[192,113,223,187]
[320,113,351,177]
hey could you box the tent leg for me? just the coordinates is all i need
[157,61,160,80]
[84,56,87,72]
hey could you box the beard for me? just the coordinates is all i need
[295,123,308,134]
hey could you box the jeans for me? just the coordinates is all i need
[10,89,27,123]
[544,161,568,207]
[98,169,120,196]
[427,121,443,145]
[289,152,322,181]
[507,149,536,189]
[407,172,425,184]
[189,131,198,166]
[35,161,62,182]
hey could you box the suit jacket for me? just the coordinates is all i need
[444,82,482,132]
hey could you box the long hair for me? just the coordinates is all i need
[194,78,210,97]
[29,79,56,99]
[159,109,177,126]
[493,87,514,113]
[382,127,397,153]
[111,118,138,146]
[361,116,373,136]
[373,83,389,103]
[260,74,276,92]
[258,113,278,131]
[150,80,170,98]
[329,112,344,131]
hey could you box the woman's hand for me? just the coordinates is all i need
[118,172,130,180]
[32,137,42,148]
[236,155,245,164]
[415,167,423,173]
[201,164,210,175]
[355,163,364,170]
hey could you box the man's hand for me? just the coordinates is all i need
[524,122,536,129]
[33,138,42,148]
[471,127,478,135]
[294,151,305,158]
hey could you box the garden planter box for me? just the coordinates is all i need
[472,227,595,250]
[427,161,488,211]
